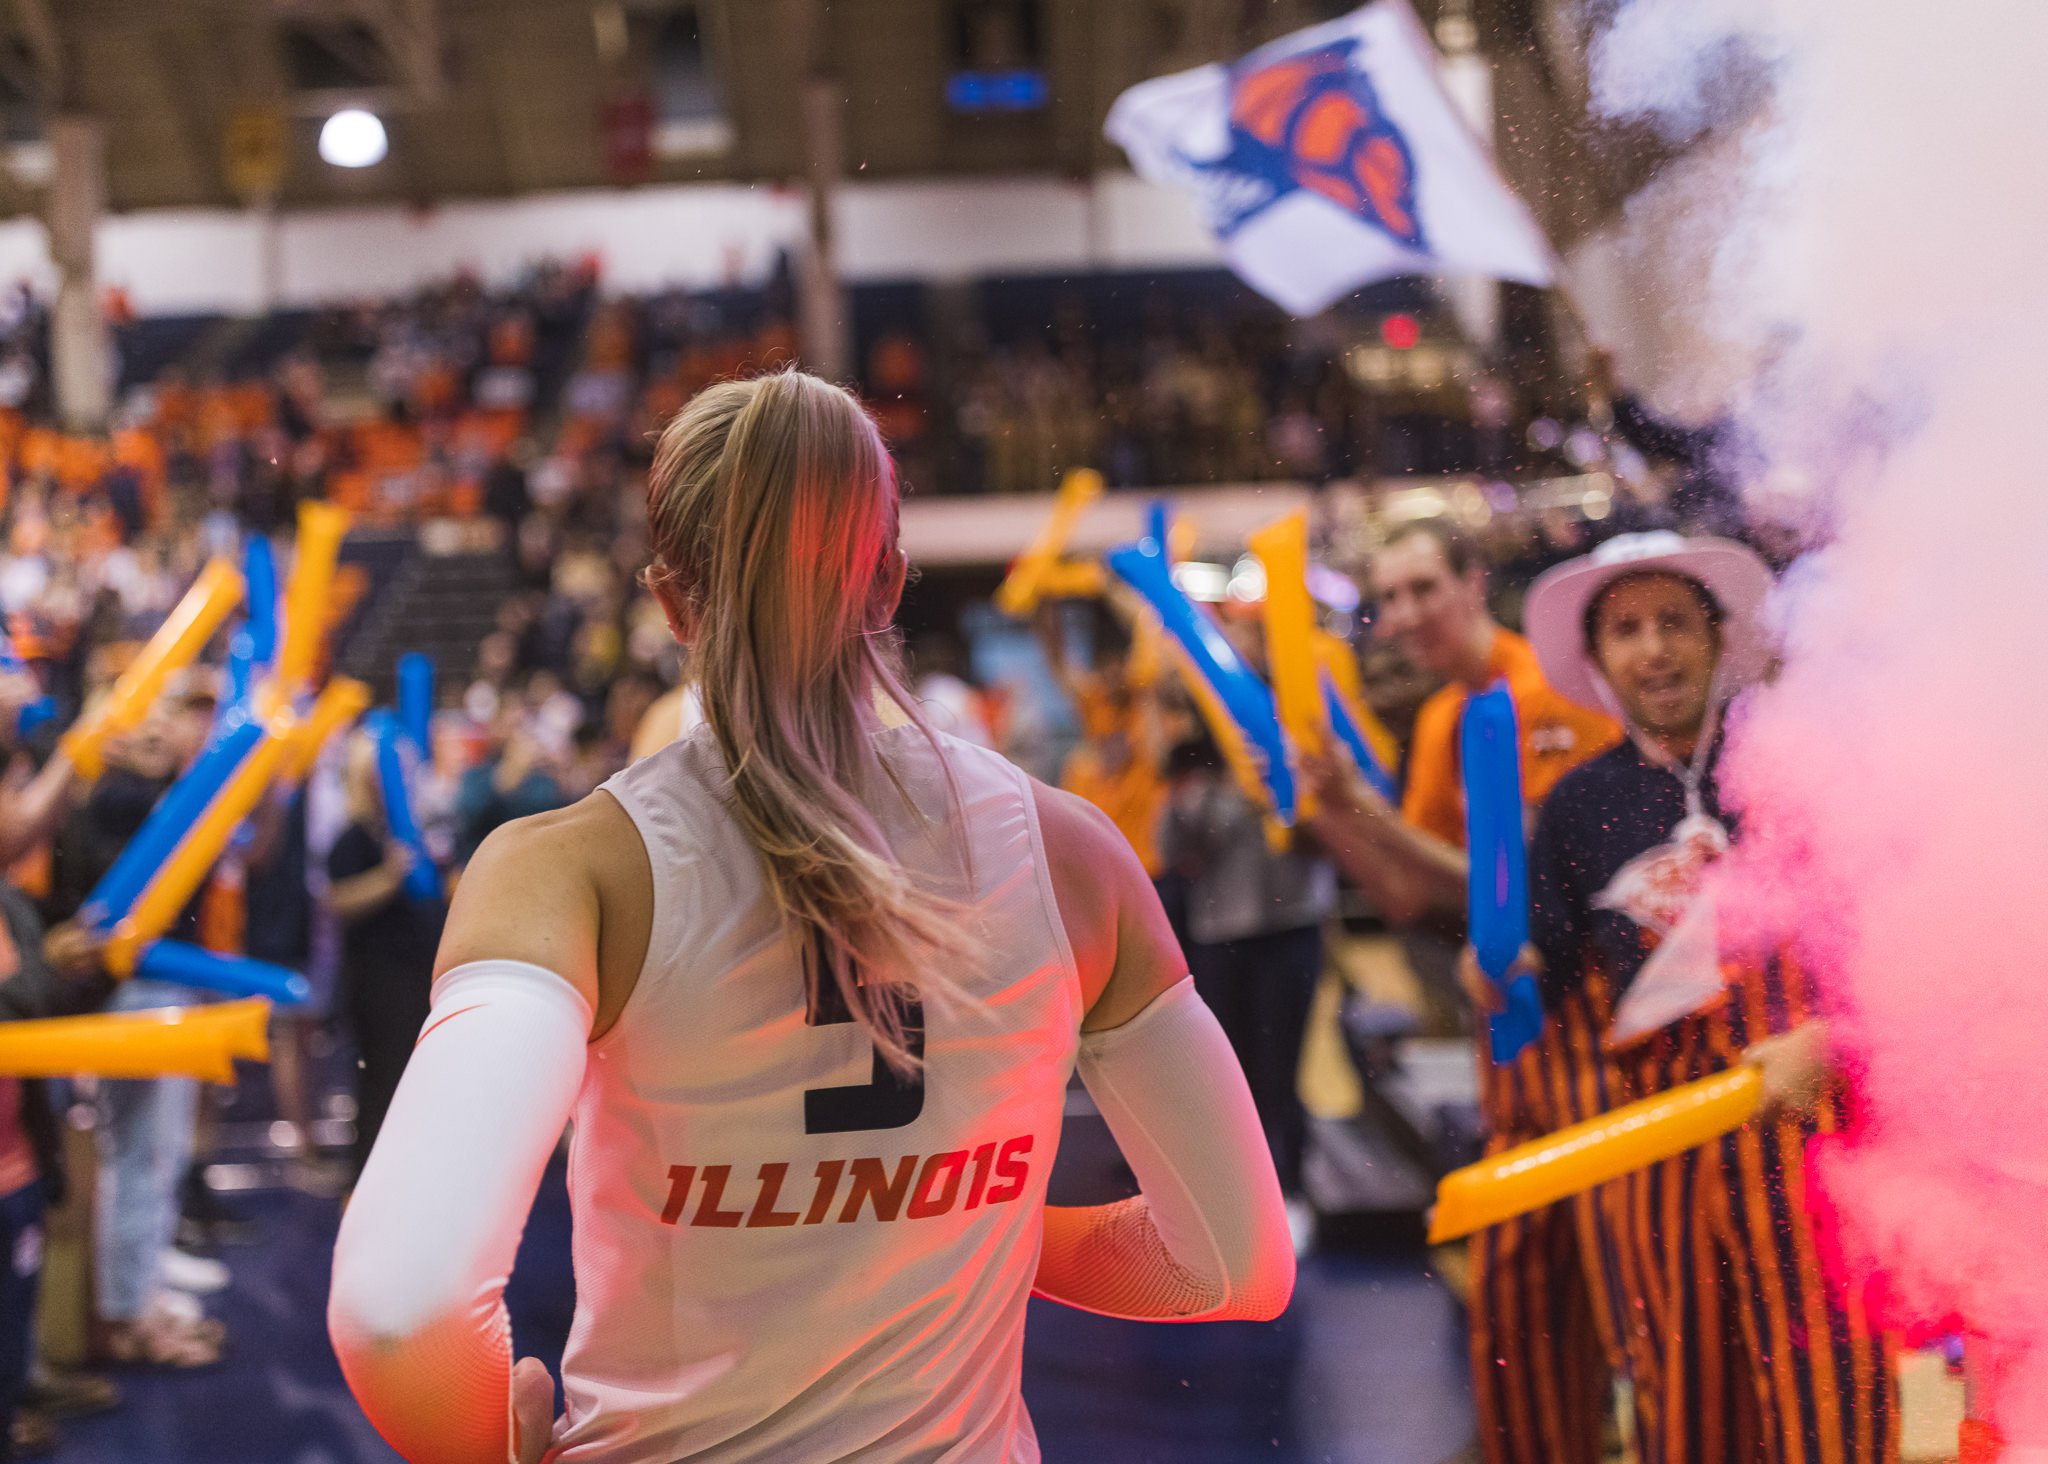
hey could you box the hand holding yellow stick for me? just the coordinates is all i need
[1428,1066,1762,1243]
[60,558,244,778]
[1032,560,1108,600]
[995,470,1104,617]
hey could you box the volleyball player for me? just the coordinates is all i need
[328,370,1295,1463]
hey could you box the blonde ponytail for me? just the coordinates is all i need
[644,369,972,1072]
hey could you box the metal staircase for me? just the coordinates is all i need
[336,538,515,705]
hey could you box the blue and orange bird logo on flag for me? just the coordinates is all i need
[1182,39,1426,252]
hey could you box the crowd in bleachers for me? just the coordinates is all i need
[0,260,1614,569]
[0,258,1764,849]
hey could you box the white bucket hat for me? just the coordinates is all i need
[1523,531,1776,712]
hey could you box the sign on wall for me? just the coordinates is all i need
[224,107,289,200]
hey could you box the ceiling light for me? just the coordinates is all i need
[319,109,388,169]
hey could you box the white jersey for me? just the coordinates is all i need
[555,723,1080,1463]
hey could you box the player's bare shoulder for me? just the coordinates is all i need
[442,791,654,1029]
[1028,776,1176,1023]
[464,792,641,891]
[1029,777,1136,912]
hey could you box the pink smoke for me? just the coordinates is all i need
[1592,0,2048,1437]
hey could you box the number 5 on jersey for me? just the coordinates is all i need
[803,939,924,1136]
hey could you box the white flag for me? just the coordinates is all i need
[1105,0,1555,316]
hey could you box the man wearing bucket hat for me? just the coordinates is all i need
[1512,530,1898,1464]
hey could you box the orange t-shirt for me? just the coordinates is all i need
[1060,748,1165,878]
[1400,628,1620,848]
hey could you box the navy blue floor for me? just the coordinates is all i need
[54,1134,1474,1463]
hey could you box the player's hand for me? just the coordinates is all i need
[42,921,106,983]
[1743,1021,1835,1118]
[511,1356,554,1464]
[1457,943,1540,1015]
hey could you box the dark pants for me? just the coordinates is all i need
[1152,872,1193,958]
[0,1180,45,1464]
[344,971,431,1179]
[1187,924,1322,1196]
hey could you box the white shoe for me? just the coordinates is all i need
[160,1248,229,1296]
[149,1287,205,1324]
[1285,1197,1315,1258]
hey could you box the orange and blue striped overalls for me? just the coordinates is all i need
[1521,738,1899,1464]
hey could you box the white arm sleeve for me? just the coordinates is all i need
[328,959,591,1464]
[1036,977,1295,1322]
